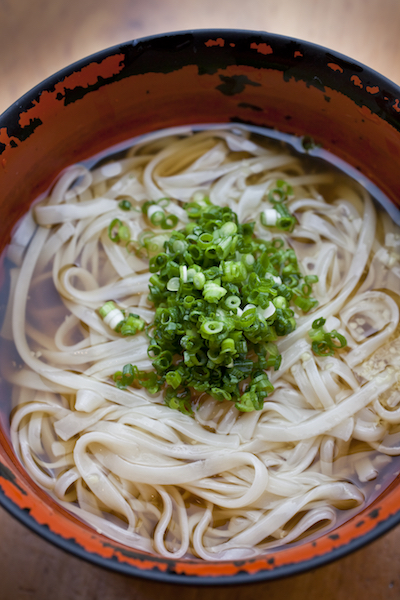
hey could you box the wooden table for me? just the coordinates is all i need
[1,1,400,598]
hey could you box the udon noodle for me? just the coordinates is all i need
[3,126,400,560]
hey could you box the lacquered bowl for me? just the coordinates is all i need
[1,29,400,585]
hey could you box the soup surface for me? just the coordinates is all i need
[3,125,400,560]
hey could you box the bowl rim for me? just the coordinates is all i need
[2,486,400,586]
[2,27,400,125]
[1,27,400,585]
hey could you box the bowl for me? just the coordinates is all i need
[1,29,400,585]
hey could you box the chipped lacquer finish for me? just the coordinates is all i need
[1,29,400,584]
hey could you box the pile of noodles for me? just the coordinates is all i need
[4,126,400,560]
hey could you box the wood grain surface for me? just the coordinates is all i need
[1,0,400,598]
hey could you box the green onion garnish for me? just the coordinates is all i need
[261,179,296,232]
[108,219,130,244]
[308,317,347,356]
[142,200,179,230]
[108,199,320,415]
[99,302,145,335]
[118,199,132,211]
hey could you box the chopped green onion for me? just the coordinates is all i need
[148,205,165,227]
[117,313,145,336]
[203,281,227,303]
[99,301,124,331]
[221,338,235,354]
[225,295,241,310]
[166,370,182,389]
[267,179,294,203]
[308,318,347,357]
[294,296,319,312]
[163,214,179,229]
[143,200,179,230]
[301,136,320,152]
[261,180,296,232]
[193,272,206,289]
[100,302,145,336]
[167,277,180,291]
[108,218,130,244]
[118,199,132,211]
[164,387,193,415]
[109,200,319,415]
[99,301,117,319]
[272,296,288,309]
[200,320,224,336]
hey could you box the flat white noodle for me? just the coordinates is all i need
[5,125,400,560]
